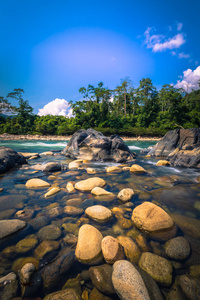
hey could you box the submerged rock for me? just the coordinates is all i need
[41,249,75,293]
[0,147,27,174]
[75,177,106,192]
[62,128,134,162]
[38,224,62,241]
[85,205,112,222]
[0,219,26,239]
[139,252,173,287]
[44,288,81,300]
[164,236,190,260]
[0,272,19,300]
[89,264,115,295]
[117,188,134,202]
[131,202,177,241]
[25,178,50,188]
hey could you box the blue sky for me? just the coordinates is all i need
[0,0,200,115]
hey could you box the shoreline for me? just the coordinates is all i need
[0,133,161,141]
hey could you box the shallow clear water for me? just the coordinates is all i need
[0,139,200,298]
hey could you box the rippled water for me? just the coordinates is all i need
[0,139,200,299]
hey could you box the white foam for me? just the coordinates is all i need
[21,142,68,147]
[129,146,142,150]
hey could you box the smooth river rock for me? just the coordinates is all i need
[132,201,177,241]
[91,187,113,196]
[101,236,125,264]
[38,224,62,241]
[164,236,190,260]
[89,264,115,295]
[85,205,112,222]
[117,188,134,202]
[45,187,61,197]
[130,164,147,173]
[75,224,103,265]
[75,177,106,192]
[0,219,26,239]
[112,260,150,300]
[25,178,50,188]
[44,288,81,300]
[139,252,173,287]
[117,235,141,264]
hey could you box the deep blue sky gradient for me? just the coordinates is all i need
[0,0,199,113]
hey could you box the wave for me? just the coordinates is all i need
[20,142,68,147]
[129,145,142,150]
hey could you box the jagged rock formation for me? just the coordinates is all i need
[62,128,135,162]
[148,128,200,168]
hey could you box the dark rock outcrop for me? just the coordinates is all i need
[148,128,200,168]
[0,147,27,173]
[62,128,135,162]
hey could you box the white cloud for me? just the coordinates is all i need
[144,27,186,52]
[174,66,200,92]
[177,23,183,31]
[38,98,74,118]
[178,52,190,59]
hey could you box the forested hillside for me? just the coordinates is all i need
[1,78,200,137]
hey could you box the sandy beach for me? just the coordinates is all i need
[0,133,161,141]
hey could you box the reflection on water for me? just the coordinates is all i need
[0,139,200,298]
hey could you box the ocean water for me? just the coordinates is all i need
[0,139,200,298]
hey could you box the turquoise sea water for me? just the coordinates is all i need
[0,139,200,298]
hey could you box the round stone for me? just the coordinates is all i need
[131,202,176,241]
[139,252,173,287]
[85,205,112,222]
[164,236,190,260]
[89,264,115,295]
[75,177,106,192]
[64,206,84,216]
[117,188,134,202]
[101,236,125,264]
[91,187,113,196]
[0,219,26,239]
[130,164,147,173]
[117,235,141,264]
[106,166,121,173]
[156,160,170,166]
[38,225,62,241]
[34,240,60,260]
[16,237,38,253]
[25,178,50,188]
[75,224,103,265]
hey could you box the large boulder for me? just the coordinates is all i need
[148,128,200,168]
[112,260,150,300]
[0,147,27,173]
[62,128,135,162]
[131,202,177,241]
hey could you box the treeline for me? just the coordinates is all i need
[0,78,200,137]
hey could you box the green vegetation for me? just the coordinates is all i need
[0,79,200,137]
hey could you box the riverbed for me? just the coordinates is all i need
[0,139,200,299]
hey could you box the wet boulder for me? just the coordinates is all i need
[41,248,75,293]
[62,128,135,162]
[148,128,200,168]
[0,147,27,173]
[131,202,177,241]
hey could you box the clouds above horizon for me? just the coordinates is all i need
[144,27,186,53]
[174,66,200,92]
[38,98,74,118]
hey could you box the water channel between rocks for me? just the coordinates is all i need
[0,139,200,299]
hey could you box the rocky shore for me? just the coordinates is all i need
[0,132,161,141]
